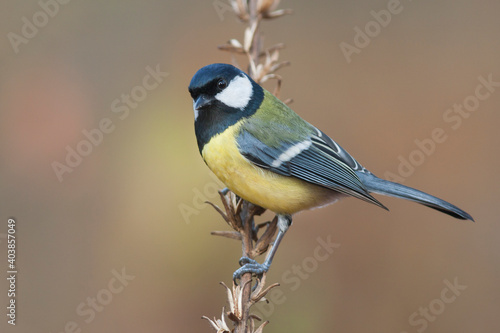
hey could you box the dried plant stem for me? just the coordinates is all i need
[203,1,292,332]
[238,3,261,331]
[237,203,256,333]
[247,0,260,76]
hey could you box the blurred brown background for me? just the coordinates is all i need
[0,0,498,332]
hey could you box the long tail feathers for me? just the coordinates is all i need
[356,171,474,221]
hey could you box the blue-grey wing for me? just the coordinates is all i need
[237,127,386,208]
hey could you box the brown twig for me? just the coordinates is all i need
[205,191,278,333]
[217,0,292,92]
[202,1,291,332]
[238,201,256,333]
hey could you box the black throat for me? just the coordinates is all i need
[194,82,263,154]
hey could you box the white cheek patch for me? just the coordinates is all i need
[271,141,312,168]
[215,74,253,110]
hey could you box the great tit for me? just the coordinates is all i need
[188,63,474,280]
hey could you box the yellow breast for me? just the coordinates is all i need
[201,123,337,214]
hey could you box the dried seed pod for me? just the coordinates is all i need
[262,8,293,19]
[231,0,250,21]
[257,0,279,14]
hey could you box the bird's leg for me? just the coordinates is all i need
[233,214,292,282]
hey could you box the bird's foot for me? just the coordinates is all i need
[233,257,269,283]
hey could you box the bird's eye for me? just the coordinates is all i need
[217,79,227,90]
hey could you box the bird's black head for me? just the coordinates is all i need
[188,63,264,152]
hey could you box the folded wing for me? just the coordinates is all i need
[237,127,387,209]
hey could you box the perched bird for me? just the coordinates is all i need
[188,63,474,280]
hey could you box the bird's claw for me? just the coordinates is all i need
[238,257,256,266]
[233,257,269,283]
